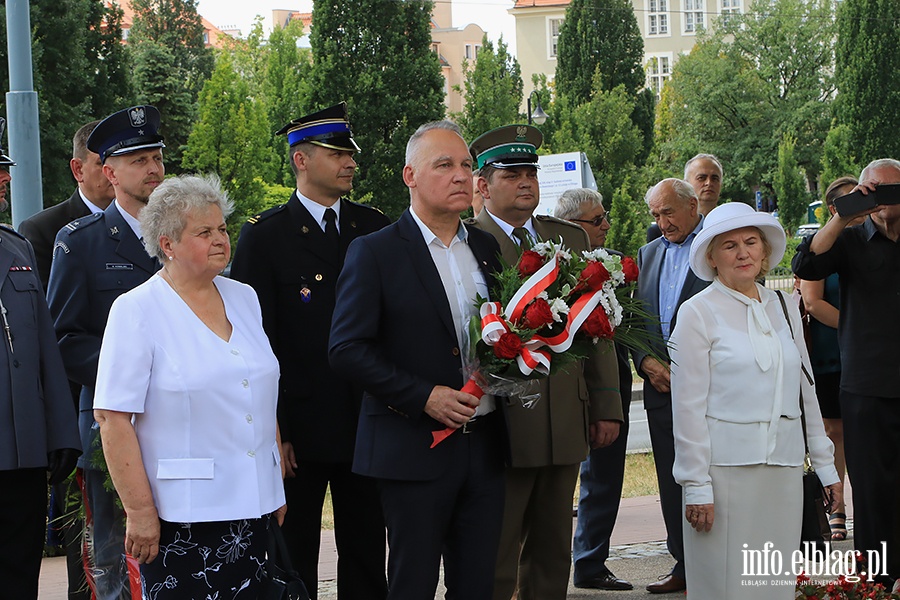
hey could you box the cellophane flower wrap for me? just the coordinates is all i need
[431,238,655,448]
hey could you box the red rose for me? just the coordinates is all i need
[622,256,639,284]
[493,332,523,360]
[579,261,611,290]
[522,298,555,330]
[582,306,614,339]
[518,250,544,278]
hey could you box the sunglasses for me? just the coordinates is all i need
[571,214,611,227]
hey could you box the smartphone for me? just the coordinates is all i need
[874,183,900,206]
[833,189,877,217]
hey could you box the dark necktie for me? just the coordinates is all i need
[512,227,532,248]
[324,208,340,254]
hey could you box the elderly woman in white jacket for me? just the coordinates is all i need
[669,203,841,598]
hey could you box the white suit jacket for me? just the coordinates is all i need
[94,274,285,522]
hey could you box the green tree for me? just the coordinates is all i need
[182,52,276,245]
[552,75,643,203]
[453,35,523,142]
[304,0,445,219]
[0,0,130,206]
[554,0,651,160]
[129,0,214,170]
[835,0,900,163]
[773,133,808,235]
[820,123,861,189]
[555,0,645,101]
[655,0,837,201]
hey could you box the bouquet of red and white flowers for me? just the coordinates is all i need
[431,239,653,447]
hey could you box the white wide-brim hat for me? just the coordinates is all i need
[689,202,787,282]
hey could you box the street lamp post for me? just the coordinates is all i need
[527,90,549,126]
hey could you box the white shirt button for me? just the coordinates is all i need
[231,349,240,355]
[242,379,249,388]
[247,450,255,457]
[246,414,253,423]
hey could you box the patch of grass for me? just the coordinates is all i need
[621,452,659,498]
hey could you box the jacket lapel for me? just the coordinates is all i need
[475,210,519,265]
[104,204,157,275]
[397,210,457,340]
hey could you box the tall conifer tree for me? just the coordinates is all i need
[835,0,900,163]
[305,0,445,219]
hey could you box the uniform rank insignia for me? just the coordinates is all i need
[106,263,134,270]
[109,226,119,235]
[300,286,311,303]
[9,265,32,271]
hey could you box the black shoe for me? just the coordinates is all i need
[574,571,634,590]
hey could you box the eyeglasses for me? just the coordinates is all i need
[571,214,611,227]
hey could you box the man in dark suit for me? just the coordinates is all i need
[0,120,81,600]
[466,127,622,600]
[19,118,112,600]
[231,102,389,599]
[633,178,709,594]
[329,120,505,600]
[553,188,635,591]
[47,105,164,600]
[646,154,723,243]
[19,120,114,289]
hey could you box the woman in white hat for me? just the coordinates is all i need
[669,202,842,598]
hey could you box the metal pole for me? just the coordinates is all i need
[527,94,533,125]
[6,0,43,227]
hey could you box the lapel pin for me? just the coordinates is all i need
[300,286,311,303]
[315,274,323,282]
[351,221,357,228]
[110,226,119,235]
[301,226,310,234]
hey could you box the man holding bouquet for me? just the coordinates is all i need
[329,120,505,600]
[466,125,623,600]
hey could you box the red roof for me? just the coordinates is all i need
[513,0,571,7]
[106,0,229,48]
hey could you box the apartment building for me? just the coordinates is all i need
[510,0,744,101]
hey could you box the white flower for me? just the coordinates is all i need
[548,297,570,322]
[531,240,555,258]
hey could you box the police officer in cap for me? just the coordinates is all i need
[0,117,81,599]
[47,105,164,600]
[231,102,389,599]
[466,124,623,600]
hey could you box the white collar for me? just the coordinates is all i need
[114,199,142,239]
[297,191,340,232]
[483,208,537,244]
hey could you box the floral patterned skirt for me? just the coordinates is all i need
[140,516,270,600]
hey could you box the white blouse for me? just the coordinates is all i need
[670,280,839,505]
[94,274,285,523]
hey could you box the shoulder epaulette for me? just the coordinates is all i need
[246,203,287,225]
[0,223,26,241]
[61,212,104,235]
[535,214,583,230]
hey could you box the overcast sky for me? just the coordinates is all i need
[196,0,517,54]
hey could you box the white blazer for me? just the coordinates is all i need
[94,274,285,523]
[670,282,839,506]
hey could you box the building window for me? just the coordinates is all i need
[431,43,439,54]
[647,54,672,99]
[203,31,209,45]
[122,28,130,40]
[475,44,481,58]
[722,0,741,14]
[548,17,563,58]
[465,44,473,60]
[648,0,669,36]
[684,0,704,33]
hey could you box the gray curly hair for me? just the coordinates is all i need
[140,174,234,262]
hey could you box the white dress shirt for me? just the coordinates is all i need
[298,191,340,233]
[78,189,104,214]
[94,274,285,523]
[670,280,838,505]
[409,207,495,416]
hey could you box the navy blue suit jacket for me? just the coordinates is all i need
[329,209,503,481]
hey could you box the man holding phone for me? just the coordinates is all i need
[793,158,900,592]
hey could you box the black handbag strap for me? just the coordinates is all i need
[775,290,815,459]
[268,522,296,571]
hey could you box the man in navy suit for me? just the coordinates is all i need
[329,120,506,600]
[633,178,708,594]
[47,106,164,600]
[231,103,390,599]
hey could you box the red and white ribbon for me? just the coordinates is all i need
[479,303,551,376]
